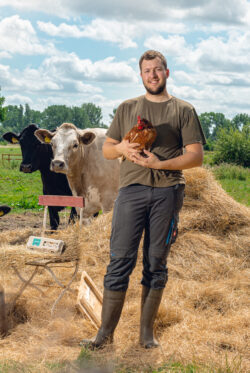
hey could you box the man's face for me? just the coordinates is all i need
[140,57,169,95]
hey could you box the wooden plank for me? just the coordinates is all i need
[76,271,103,329]
[39,195,84,207]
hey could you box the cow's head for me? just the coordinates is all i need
[35,123,96,174]
[2,124,50,173]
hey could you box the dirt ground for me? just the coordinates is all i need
[0,211,72,232]
[0,211,43,232]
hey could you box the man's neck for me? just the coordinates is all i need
[145,90,172,103]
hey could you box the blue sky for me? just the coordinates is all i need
[0,0,250,125]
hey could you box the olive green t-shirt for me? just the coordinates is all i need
[106,95,206,188]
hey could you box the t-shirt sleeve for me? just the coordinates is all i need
[106,104,123,141]
[181,108,206,146]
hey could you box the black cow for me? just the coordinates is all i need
[3,124,77,230]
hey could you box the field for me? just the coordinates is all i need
[0,147,249,373]
[0,146,43,211]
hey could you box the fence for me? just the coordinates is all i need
[1,153,22,165]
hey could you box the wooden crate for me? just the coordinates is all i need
[76,271,103,329]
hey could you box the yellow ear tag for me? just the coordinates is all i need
[12,137,19,144]
[0,211,4,216]
[44,136,51,143]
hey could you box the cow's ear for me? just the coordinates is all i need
[2,132,19,144]
[35,129,54,144]
[81,131,96,146]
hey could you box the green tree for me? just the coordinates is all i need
[231,113,250,130]
[23,103,31,127]
[199,112,212,139]
[213,124,250,167]
[199,112,231,141]
[70,106,91,129]
[17,105,24,132]
[1,105,20,134]
[82,103,104,128]
[41,105,71,130]
[0,88,6,123]
[109,108,117,122]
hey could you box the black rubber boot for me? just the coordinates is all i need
[140,286,164,349]
[80,288,126,350]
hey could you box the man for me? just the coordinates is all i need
[80,50,206,349]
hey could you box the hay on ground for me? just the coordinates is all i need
[0,167,249,372]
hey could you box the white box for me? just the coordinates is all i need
[27,236,65,254]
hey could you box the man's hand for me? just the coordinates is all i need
[103,137,140,160]
[131,150,161,169]
[116,140,140,161]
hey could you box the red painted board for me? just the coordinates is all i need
[39,195,84,207]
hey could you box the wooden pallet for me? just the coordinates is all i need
[76,271,103,329]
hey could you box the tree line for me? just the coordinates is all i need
[0,99,107,138]
[0,90,249,167]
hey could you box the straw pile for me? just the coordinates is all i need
[0,167,249,372]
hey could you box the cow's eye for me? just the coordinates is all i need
[73,143,78,149]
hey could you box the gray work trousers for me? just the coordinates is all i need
[104,183,185,291]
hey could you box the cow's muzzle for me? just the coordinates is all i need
[20,164,32,173]
[51,159,66,172]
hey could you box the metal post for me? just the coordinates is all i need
[42,205,48,236]
[79,207,83,227]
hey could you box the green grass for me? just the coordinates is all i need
[211,163,250,206]
[0,147,249,214]
[0,146,43,212]
[203,152,250,206]
[203,151,215,166]
[0,357,244,373]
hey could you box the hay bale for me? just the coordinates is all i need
[182,168,250,234]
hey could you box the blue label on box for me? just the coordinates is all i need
[32,238,41,246]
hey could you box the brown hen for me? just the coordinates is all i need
[123,116,157,159]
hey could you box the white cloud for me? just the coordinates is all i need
[0,53,137,99]
[145,31,250,74]
[144,34,189,58]
[0,15,55,56]
[1,0,250,26]
[38,19,137,49]
[1,1,250,121]
[37,19,186,49]
[5,94,33,106]
[41,53,138,83]
[0,62,101,95]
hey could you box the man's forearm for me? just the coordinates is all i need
[156,150,203,170]
[102,141,122,160]
[132,144,204,170]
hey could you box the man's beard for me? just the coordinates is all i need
[143,80,166,95]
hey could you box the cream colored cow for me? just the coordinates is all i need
[35,123,120,219]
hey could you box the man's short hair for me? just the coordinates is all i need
[139,50,167,71]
